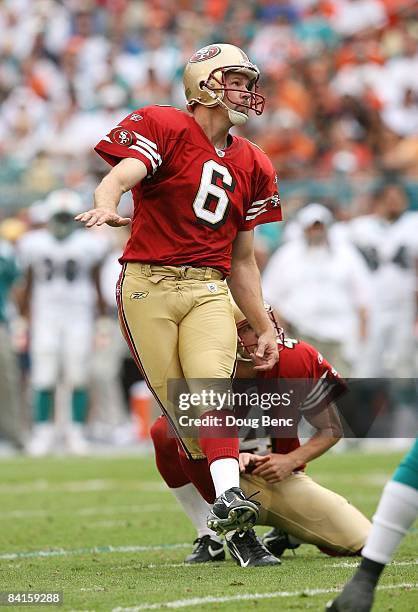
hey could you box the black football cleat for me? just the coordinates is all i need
[226,528,281,567]
[207,487,259,535]
[184,535,225,564]
[325,576,375,611]
[262,527,300,557]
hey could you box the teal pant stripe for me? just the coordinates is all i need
[33,389,54,422]
[72,389,88,423]
[393,438,418,491]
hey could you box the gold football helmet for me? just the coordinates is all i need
[183,43,265,125]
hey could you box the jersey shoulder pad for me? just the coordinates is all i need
[17,229,52,265]
[402,210,418,225]
[71,229,109,258]
[17,229,49,252]
[241,137,273,170]
[278,339,314,378]
[141,105,190,133]
[349,214,378,232]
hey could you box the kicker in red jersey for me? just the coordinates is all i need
[95,105,281,275]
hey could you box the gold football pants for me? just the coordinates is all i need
[241,471,371,554]
[117,263,237,458]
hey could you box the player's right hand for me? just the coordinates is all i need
[75,208,131,228]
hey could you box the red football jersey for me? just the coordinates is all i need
[259,338,346,461]
[95,106,282,275]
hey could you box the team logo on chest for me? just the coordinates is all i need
[110,127,134,146]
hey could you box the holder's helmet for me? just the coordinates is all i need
[183,43,265,126]
[232,301,284,360]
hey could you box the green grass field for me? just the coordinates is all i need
[0,451,417,611]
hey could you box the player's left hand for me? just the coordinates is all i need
[239,452,265,473]
[251,453,297,483]
[251,329,279,371]
[75,208,131,228]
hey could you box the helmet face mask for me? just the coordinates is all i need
[45,189,83,240]
[183,44,265,122]
[203,66,264,116]
[49,212,77,240]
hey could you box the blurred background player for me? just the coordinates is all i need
[0,220,26,451]
[348,182,418,378]
[90,225,137,444]
[17,189,108,455]
[347,183,418,442]
[327,437,418,611]
[262,203,371,377]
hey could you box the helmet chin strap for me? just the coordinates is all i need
[216,97,248,126]
[227,107,249,126]
[202,86,249,126]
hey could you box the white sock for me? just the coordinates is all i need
[170,483,220,540]
[210,457,240,497]
[362,480,418,565]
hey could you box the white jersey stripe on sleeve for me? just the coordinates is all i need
[132,135,162,164]
[301,384,329,411]
[300,386,335,412]
[245,205,268,221]
[247,199,268,213]
[134,132,158,151]
[130,144,158,172]
[300,372,329,405]
[300,373,336,411]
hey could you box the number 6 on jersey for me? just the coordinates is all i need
[193,160,236,228]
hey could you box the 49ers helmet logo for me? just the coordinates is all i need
[110,127,134,146]
[189,45,221,63]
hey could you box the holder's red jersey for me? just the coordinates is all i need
[259,338,346,462]
[95,106,282,276]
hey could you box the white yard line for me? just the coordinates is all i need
[331,559,418,568]
[86,562,188,573]
[89,513,180,528]
[79,504,177,517]
[0,543,191,561]
[0,479,166,495]
[0,504,179,521]
[111,583,418,611]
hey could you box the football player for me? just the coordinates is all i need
[17,190,108,455]
[327,438,418,611]
[347,183,418,443]
[348,183,418,378]
[150,305,371,567]
[76,44,282,531]
[0,229,25,450]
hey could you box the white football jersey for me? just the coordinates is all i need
[17,228,108,313]
[348,212,418,309]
